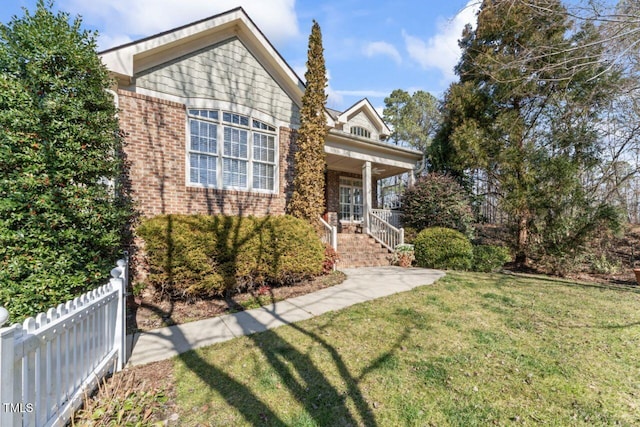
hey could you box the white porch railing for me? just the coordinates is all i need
[319,216,338,251]
[0,259,127,427]
[368,211,404,251]
[371,209,403,229]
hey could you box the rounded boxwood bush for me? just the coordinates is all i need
[414,227,473,270]
[137,214,227,299]
[472,245,511,272]
[234,215,325,286]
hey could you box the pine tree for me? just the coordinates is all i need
[0,1,133,321]
[383,89,440,152]
[288,20,328,222]
[432,0,620,270]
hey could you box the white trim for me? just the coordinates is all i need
[339,177,364,223]
[135,86,185,104]
[100,9,304,106]
[337,99,391,137]
[362,161,372,234]
[324,110,336,128]
[100,9,300,85]
[327,129,422,157]
[135,88,293,130]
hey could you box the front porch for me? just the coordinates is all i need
[324,172,404,234]
[319,129,422,261]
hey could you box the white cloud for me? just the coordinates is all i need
[61,0,300,50]
[403,0,479,82]
[98,34,133,50]
[325,69,344,109]
[326,87,344,109]
[363,41,401,65]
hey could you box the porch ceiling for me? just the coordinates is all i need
[324,130,423,179]
[325,153,410,179]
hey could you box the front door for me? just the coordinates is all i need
[339,178,363,222]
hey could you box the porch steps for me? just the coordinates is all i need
[336,233,392,268]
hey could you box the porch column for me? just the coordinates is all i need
[362,161,372,234]
[408,169,416,188]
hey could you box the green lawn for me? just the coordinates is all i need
[170,272,640,426]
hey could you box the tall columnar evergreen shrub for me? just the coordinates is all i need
[289,20,328,222]
[0,1,133,322]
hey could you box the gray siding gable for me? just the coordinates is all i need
[135,37,300,125]
[347,111,380,140]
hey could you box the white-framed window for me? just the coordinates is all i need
[187,109,278,192]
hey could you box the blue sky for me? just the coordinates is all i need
[1,0,479,112]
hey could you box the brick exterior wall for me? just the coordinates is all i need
[325,169,378,232]
[326,170,344,215]
[118,90,297,218]
[326,170,379,213]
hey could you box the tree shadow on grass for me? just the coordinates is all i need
[217,296,419,426]
[497,271,640,294]
[142,317,289,426]
[133,280,422,426]
[135,296,390,425]
[244,315,378,426]
[130,208,421,425]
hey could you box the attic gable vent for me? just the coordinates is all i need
[350,126,370,139]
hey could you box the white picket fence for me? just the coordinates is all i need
[0,259,128,427]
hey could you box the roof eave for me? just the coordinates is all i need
[327,129,422,160]
[99,8,305,104]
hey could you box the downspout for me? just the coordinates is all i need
[106,88,119,113]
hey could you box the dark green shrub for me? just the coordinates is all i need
[137,215,324,300]
[0,3,134,323]
[414,227,473,270]
[400,173,474,238]
[402,226,418,244]
[137,215,225,299]
[472,245,511,272]
[234,215,325,286]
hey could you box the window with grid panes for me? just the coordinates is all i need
[339,178,363,222]
[187,109,278,192]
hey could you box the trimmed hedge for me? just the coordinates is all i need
[414,227,473,271]
[137,214,324,299]
[472,245,511,272]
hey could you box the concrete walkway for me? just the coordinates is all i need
[126,267,445,366]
